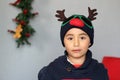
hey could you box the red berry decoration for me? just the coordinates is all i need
[70,18,84,27]
[23,9,28,15]
[20,20,26,25]
[25,33,31,37]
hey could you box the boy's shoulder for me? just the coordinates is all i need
[91,58,107,71]
[48,55,66,66]
[38,55,66,79]
[53,55,66,62]
[40,55,66,70]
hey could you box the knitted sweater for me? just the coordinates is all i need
[38,50,109,80]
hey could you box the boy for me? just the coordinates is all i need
[38,7,109,80]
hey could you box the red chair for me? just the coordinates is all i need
[102,56,120,80]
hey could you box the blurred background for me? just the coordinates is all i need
[0,0,120,80]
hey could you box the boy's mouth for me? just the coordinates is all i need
[72,49,81,53]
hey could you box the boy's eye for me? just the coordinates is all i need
[80,36,86,40]
[67,37,73,40]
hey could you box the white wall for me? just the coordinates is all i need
[0,0,120,80]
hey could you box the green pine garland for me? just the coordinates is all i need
[8,0,38,48]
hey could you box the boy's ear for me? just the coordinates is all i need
[89,43,91,46]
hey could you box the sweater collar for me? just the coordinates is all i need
[63,50,92,71]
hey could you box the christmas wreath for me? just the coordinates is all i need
[8,0,38,48]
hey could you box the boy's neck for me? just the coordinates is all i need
[67,55,86,65]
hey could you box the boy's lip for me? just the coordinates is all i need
[72,49,81,53]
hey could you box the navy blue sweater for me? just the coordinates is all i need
[38,50,109,80]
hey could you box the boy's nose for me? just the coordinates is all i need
[74,37,79,47]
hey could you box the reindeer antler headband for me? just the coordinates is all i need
[55,7,98,22]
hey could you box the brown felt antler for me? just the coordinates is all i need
[88,7,98,21]
[55,9,67,21]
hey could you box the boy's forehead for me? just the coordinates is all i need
[65,33,88,37]
[65,28,87,34]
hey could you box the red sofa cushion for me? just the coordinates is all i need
[102,56,120,80]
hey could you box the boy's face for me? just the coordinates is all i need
[64,28,91,59]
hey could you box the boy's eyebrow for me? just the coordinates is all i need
[79,33,88,36]
[65,33,88,37]
[65,34,73,37]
